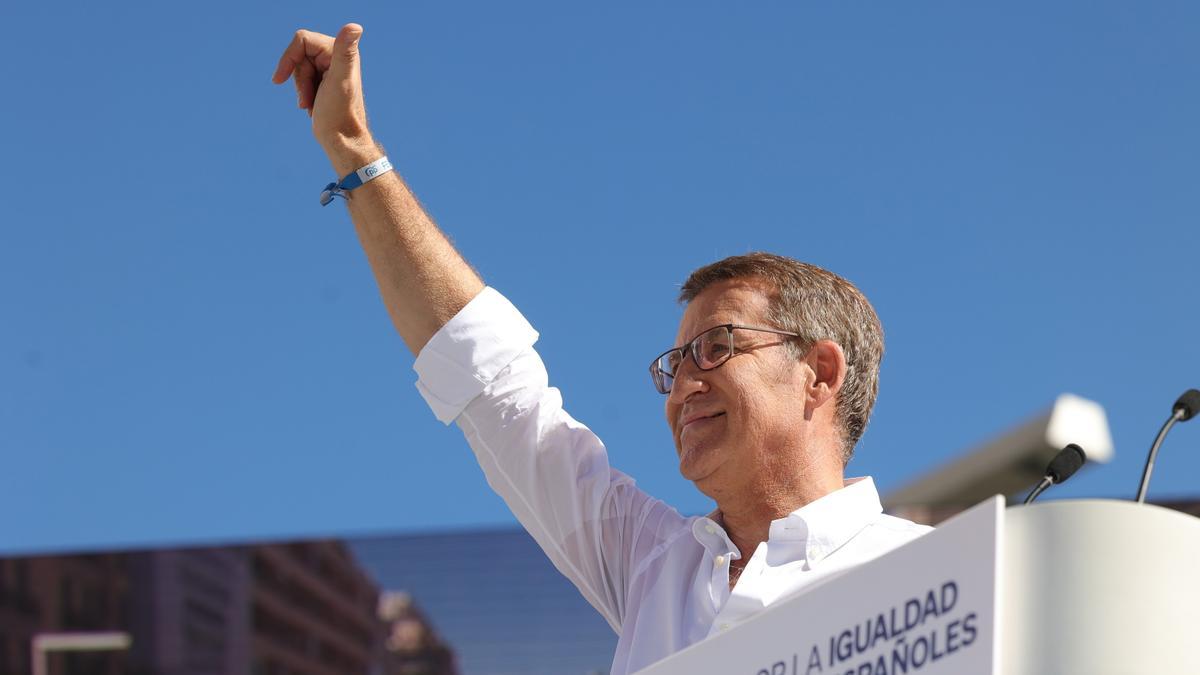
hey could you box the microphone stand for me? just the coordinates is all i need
[1134,408,1185,504]
[1023,476,1053,505]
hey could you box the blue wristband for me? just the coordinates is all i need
[320,156,393,206]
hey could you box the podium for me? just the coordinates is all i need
[1003,500,1200,673]
[637,498,1200,675]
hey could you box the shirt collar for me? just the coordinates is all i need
[691,513,737,556]
[691,476,883,566]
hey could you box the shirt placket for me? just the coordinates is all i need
[695,519,738,612]
[708,541,770,637]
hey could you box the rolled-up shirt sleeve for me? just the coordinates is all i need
[414,287,540,424]
[413,287,677,633]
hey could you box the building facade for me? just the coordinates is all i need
[0,540,456,675]
[0,553,130,675]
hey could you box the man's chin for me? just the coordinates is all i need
[677,444,720,485]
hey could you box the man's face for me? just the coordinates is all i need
[665,277,811,499]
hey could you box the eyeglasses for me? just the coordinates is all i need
[648,324,804,394]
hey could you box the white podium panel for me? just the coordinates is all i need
[1002,500,1200,675]
[638,497,1003,675]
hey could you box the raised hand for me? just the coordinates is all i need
[272,24,376,167]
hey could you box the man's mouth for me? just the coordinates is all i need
[682,412,725,431]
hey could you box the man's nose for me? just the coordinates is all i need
[667,355,707,404]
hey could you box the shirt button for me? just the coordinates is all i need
[714,555,726,567]
[705,524,717,534]
[720,623,730,632]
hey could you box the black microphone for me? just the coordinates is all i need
[1023,443,1087,505]
[1135,389,1200,503]
[1174,389,1200,421]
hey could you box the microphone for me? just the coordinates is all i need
[1174,389,1200,421]
[1023,443,1087,505]
[1134,389,1200,503]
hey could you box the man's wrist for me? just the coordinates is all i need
[323,135,385,177]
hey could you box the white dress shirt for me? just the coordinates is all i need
[414,287,932,674]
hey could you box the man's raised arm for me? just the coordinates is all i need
[272,24,484,354]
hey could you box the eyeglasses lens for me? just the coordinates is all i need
[694,326,732,369]
[651,326,734,394]
[652,352,679,394]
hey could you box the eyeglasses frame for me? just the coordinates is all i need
[648,323,805,394]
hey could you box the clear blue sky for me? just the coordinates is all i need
[2,1,1197,555]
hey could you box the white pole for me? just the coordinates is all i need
[31,632,132,675]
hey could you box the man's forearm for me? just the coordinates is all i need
[274,25,484,355]
[329,140,485,355]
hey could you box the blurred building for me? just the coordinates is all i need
[377,591,457,675]
[0,553,130,675]
[0,540,455,675]
[125,548,250,675]
[250,541,381,675]
[352,529,617,675]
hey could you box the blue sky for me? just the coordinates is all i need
[1,1,1197,555]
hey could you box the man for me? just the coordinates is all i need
[273,24,930,674]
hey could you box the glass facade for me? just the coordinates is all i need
[352,527,616,675]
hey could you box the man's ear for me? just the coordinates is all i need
[804,340,846,416]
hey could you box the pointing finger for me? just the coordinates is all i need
[271,29,334,84]
[271,30,306,84]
